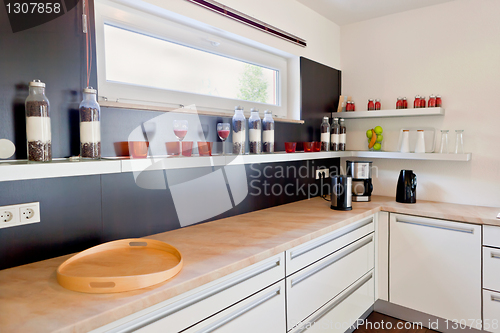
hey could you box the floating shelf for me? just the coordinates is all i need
[100,101,305,124]
[336,107,445,119]
[349,151,471,162]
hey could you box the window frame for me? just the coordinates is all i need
[94,0,297,118]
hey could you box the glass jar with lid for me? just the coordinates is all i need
[248,108,261,154]
[232,106,246,154]
[25,80,51,162]
[320,117,330,151]
[262,110,274,153]
[79,87,101,159]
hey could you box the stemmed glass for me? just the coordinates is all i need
[217,123,230,155]
[173,120,188,154]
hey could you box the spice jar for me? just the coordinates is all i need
[351,101,356,111]
[403,97,408,109]
[232,106,246,154]
[339,118,346,151]
[330,117,340,151]
[396,97,403,109]
[79,87,101,159]
[248,108,261,154]
[374,99,381,110]
[346,101,353,112]
[262,110,274,153]
[367,99,375,111]
[428,95,436,107]
[436,95,442,107]
[413,95,421,108]
[420,96,426,108]
[25,80,51,162]
[320,117,330,151]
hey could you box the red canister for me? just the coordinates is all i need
[428,95,436,107]
[414,95,420,108]
[403,97,408,109]
[420,96,426,108]
[396,98,403,109]
[367,99,375,111]
[436,95,442,107]
[375,99,381,110]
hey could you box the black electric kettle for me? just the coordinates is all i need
[396,170,417,203]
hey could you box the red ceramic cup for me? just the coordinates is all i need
[312,141,321,152]
[166,141,181,156]
[303,142,314,152]
[182,141,193,157]
[285,142,297,153]
[128,141,149,158]
[197,142,212,156]
[114,142,130,157]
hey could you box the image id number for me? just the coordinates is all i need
[445,319,499,330]
[6,2,61,14]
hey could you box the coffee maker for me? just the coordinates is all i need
[346,161,373,202]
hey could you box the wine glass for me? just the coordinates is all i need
[173,120,188,154]
[217,123,230,155]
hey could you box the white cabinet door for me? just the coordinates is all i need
[390,214,481,323]
[290,270,374,333]
[483,289,500,333]
[287,233,374,329]
[183,280,286,333]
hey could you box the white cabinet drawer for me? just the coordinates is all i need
[287,233,374,330]
[484,247,500,292]
[483,289,500,333]
[484,225,500,248]
[183,280,286,333]
[286,215,374,276]
[390,214,481,323]
[290,270,374,333]
[92,253,285,333]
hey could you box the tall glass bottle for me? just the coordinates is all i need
[248,108,261,154]
[25,80,51,162]
[262,110,274,153]
[79,87,101,159]
[232,106,246,154]
[339,118,346,151]
[320,117,330,151]
[330,117,340,151]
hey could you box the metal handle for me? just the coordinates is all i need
[290,216,373,260]
[291,235,373,288]
[293,272,373,333]
[106,258,281,333]
[491,295,500,303]
[396,217,474,234]
[195,287,281,333]
[491,252,500,259]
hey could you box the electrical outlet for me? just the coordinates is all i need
[315,168,329,180]
[0,202,40,229]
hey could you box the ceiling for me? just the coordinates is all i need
[296,0,456,26]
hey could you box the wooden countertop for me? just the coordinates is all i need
[1,196,499,333]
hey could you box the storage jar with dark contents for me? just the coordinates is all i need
[232,106,246,154]
[79,87,101,159]
[25,80,51,162]
[320,116,330,151]
[248,108,261,154]
[339,118,346,151]
[262,110,274,153]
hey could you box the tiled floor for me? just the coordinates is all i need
[354,312,437,333]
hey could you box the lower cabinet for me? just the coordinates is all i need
[483,289,500,333]
[290,271,374,333]
[389,213,481,324]
[183,281,286,333]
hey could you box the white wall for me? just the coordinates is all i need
[340,0,500,207]
[141,0,341,69]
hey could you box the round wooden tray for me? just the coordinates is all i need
[57,239,183,293]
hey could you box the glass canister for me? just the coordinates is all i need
[414,130,426,153]
[454,130,464,154]
[25,80,51,162]
[330,117,340,151]
[262,110,274,153]
[248,108,261,154]
[439,130,449,154]
[339,118,346,151]
[320,117,330,151]
[232,106,246,154]
[79,87,101,159]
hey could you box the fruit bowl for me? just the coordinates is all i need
[367,126,383,151]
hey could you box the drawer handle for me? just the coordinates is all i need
[290,235,373,288]
[492,295,500,303]
[491,253,500,259]
[396,218,474,234]
[293,272,373,333]
[104,258,281,333]
[195,287,281,333]
[290,216,373,260]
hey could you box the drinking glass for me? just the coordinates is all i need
[173,120,188,156]
[217,123,230,155]
[439,130,449,154]
[455,130,464,154]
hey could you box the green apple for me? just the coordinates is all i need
[374,126,383,135]
[366,129,373,138]
[373,143,382,151]
[376,134,383,142]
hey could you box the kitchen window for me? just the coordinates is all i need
[94,0,298,118]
